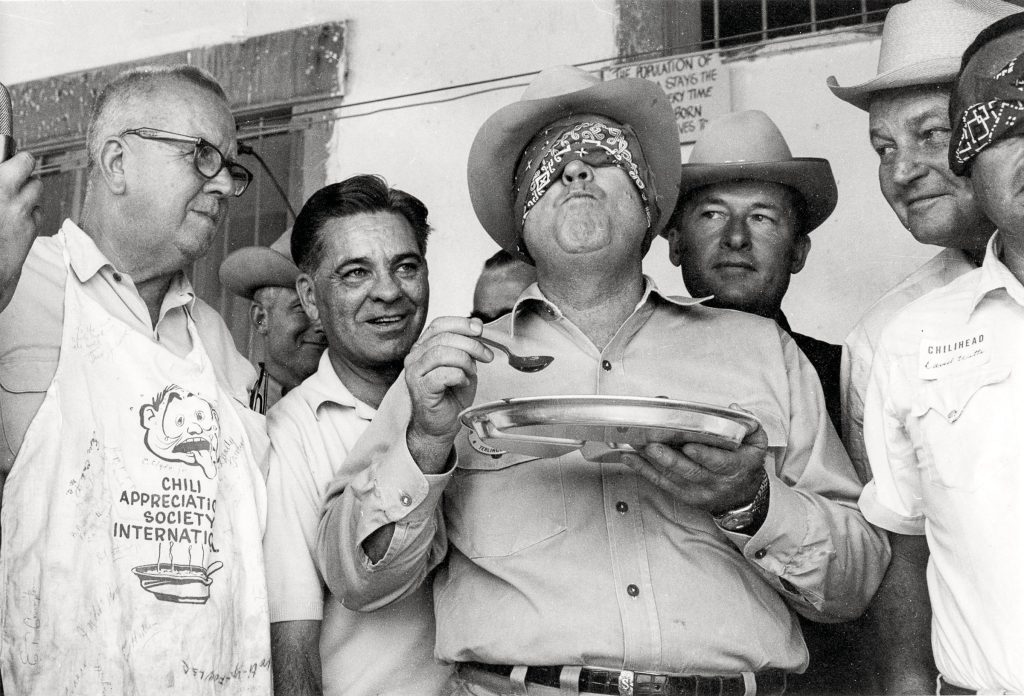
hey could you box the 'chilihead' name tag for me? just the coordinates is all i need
[918,331,989,379]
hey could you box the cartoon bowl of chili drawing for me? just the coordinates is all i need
[132,560,223,604]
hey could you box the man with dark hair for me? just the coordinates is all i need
[220,228,327,414]
[0,64,271,693]
[316,66,887,696]
[860,14,1024,694]
[665,110,842,433]
[263,174,449,695]
[470,249,537,323]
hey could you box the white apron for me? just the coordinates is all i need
[0,232,271,694]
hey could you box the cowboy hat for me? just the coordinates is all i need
[827,0,1021,111]
[467,65,680,257]
[677,110,837,233]
[219,228,299,300]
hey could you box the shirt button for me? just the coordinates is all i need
[112,272,122,282]
[601,360,612,371]
[615,501,628,514]
[399,493,412,507]
[626,584,640,597]
[754,548,767,559]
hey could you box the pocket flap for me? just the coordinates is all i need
[0,359,55,394]
[910,364,1012,422]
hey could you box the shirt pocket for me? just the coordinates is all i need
[447,430,567,558]
[0,359,55,470]
[908,364,1012,491]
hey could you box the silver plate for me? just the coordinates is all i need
[460,395,761,462]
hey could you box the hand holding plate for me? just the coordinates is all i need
[622,424,768,513]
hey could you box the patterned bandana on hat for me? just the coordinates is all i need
[512,115,656,233]
[950,48,1024,176]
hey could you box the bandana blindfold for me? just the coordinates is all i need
[512,118,657,232]
[951,49,1024,175]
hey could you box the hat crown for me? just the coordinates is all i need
[688,110,794,165]
[877,0,1020,75]
[519,65,603,102]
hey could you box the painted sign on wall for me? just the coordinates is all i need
[603,50,731,144]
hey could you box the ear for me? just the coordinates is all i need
[97,136,128,195]
[250,302,269,335]
[789,234,811,274]
[665,226,683,267]
[296,273,319,323]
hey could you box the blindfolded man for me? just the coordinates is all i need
[316,65,888,696]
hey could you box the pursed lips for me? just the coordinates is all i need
[714,258,756,271]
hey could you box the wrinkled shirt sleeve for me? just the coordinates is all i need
[316,376,452,611]
[736,331,890,622]
[840,324,873,484]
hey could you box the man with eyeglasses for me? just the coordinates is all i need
[0,65,272,694]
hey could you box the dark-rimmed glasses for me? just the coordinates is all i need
[120,127,253,197]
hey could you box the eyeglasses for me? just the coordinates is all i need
[120,127,253,197]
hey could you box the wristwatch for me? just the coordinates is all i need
[712,472,770,534]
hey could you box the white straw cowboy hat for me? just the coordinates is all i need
[467,65,680,256]
[827,0,1021,111]
[678,110,837,233]
[219,228,299,300]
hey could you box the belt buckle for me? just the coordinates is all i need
[617,670,634,696]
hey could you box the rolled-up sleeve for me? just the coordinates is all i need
[734,331,890,622]
[858,339,927,536]
[316,377,453,611]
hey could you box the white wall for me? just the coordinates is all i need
[0,1,938,342]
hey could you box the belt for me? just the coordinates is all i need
[939,676,977,695]
[464,662,788,696]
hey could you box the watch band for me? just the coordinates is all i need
[712,471,770,534]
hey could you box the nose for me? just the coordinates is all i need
[721,216,751,251]
[890,147,927,187]
[371,271,403,303]
[561,159,594,186]
[204,163,235,198]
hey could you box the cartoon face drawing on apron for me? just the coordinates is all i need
[0,231,271,694]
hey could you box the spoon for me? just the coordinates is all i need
[477,334,554,373]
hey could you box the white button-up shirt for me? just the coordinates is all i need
[860,233,1024,692]
[263,351,452,695]
[841,248,978,484]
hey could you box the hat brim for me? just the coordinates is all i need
[219,247,300,300]
[678,158,838,233]
[467,76,681,257]
[827,57,958,111]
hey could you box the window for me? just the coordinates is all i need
[12,22,345,364]
[700,0,901,48]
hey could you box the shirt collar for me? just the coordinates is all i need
[62,218,197,315]
[298,350,376,422]
[507,275,707,336]
[969,232,1024,315]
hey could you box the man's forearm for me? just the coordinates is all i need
[867,532,935,695]
[270,620,323,696]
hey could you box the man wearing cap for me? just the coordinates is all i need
[263,175,451,696]
[470,249,538,324]
[665,109,842,433]
[220,229,327,414]
[827,1,1019,691]
[316,66,888,696]
[860,15,1024,695]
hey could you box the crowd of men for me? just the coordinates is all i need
[0,0,1021,694]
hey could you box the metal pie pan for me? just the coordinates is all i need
[460,395,761,460]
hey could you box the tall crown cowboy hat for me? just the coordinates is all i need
[219,228,300,300]
[827,0,1021,111]
[467,65,681,258]
[678,110,837,233]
